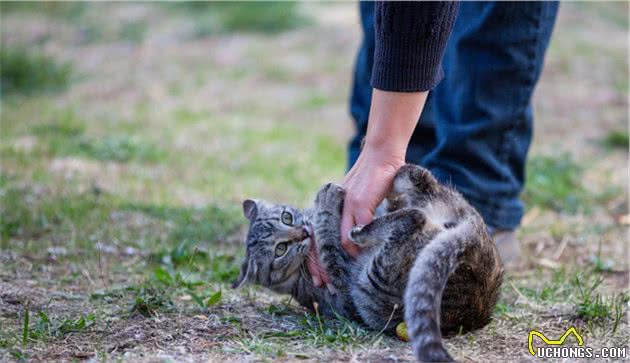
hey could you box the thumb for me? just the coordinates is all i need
[340,197,373,257]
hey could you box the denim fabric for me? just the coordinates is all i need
[349,1,559,230]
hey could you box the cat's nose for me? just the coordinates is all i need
[302,226,310,238]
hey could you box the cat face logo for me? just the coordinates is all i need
[528,326,584,356]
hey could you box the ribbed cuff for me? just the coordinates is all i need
[371,1,458,92]
[371,34,446,92]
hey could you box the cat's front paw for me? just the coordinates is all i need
[315,183,345,217]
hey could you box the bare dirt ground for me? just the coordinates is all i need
[1,3,628,362]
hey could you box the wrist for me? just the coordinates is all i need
[360,143,406,171]
[363,136,407,163]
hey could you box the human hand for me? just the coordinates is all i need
[306,151,402,286]
[340,89,427,257]
[309,89,426,284]
[340,148,404,257]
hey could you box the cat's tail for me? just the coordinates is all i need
[403,217,477,363]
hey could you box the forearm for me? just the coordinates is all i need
[364,89,429,161]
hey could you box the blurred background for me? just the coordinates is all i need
[0,2,628,362]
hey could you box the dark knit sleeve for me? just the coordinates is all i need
[371,1,459,92]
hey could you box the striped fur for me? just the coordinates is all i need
[234,164,504,362]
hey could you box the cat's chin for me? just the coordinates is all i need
[270,272,300,293]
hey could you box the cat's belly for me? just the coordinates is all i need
[349,263,405,331]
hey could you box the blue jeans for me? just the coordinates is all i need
[349,1,559,230]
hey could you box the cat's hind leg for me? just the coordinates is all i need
[350,209,430,333]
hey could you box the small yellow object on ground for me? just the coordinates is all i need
[396,322,409,342]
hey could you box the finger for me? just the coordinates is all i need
[354,207,374,227]
[343,203,374,257]
[340,198,362,258]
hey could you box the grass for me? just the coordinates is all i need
[2,304,97,360]
[123,203,241,246]
[573,274,628,335]
[509,266,628,339]
[0,2,86,19]
[174,2,310,35]
[233,305,379,359]
[0,2,627,362]
[18,109,166,162]
[25,310,96,342]
[602,129,629,150]
[119,21,147,44]
[523,153,588,213]
[0,47,72,95]
[574,2,629,28]
[129,285,176,317]
[0,184,105,249]
[68,135,165,163]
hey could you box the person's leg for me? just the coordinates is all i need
[348,2,375,170]
[417,1,559,231]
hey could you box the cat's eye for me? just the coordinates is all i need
[281,211,293,225]
[275,242,288,257]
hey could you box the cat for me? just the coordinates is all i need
[232,164,504,362]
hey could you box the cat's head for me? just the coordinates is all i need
[232,199,311,292]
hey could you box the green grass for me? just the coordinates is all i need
[25,310,96,342]
[573,274,628,335]
[0,2,86,19]
[31,119,85,139]
[523,153,588,213]
[517,268,575,303]
[19,109,167,163]
[4,303,97,358]
[511,267,627,337]
[1,47,72,95]
[122,203,242,246]
[32,122,160,163]
[129,285,176,317]
[175,2,309,35]
[0,185,106,248]
[92,264,225,318]
[0,3,627,361]
[69,135,165,163]
[574,2,629,28]
[0,179,244,267]
[119,21,147,43]
[150,243,241,283]
[298,93,331,110]
[602,129,629,150]
[234,309,379,358]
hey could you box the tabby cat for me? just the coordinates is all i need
[233,164,503,362]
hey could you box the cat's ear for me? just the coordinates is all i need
[232,257,251,289]
[242,199,258,222]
